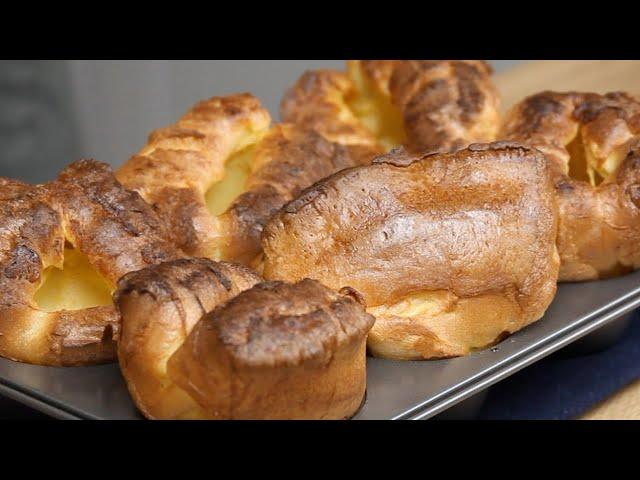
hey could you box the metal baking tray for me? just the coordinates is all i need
[0,271,639,420]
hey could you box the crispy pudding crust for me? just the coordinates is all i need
[117,93,270,260]
[280,60,500,154]
[115,258,261,419]
[261,142,560,360]
[168,279,374,419]
[116,259,374,419]
[217,125,378,263]
[501,91,640,281]
[0,160,177,366]
[117,94,377,264]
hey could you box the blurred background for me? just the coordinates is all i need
[0,60,525,183]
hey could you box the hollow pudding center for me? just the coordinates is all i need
[345,64,406,151]
[566,131,597,184]
[566,130,627,186]
[205,143,258,217]
[34,247,113,312]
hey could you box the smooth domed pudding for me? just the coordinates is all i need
[0,160,177,366]
[261,142,560,360]
[281,60,501,154]
[501,91,640,281]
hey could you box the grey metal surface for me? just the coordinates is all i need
[0,60,78,183]
[0,270,638,420]
[562,311,633,356]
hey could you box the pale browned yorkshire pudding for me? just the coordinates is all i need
[501,91,640,281]
[116,258,374,419]
[0,160,178,366]
[117,93,377,265]
[281,60,501,154]
[262,143,560,360]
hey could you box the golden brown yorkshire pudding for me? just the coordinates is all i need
[117,93,377,265]
[281,60,501,154]
[115,258,261,419]
[0,160,178,366]
[168,279,374,420]
[116,259,374,420]
[501,91,640,281]
[262,142,560,360]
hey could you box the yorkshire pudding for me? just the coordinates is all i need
[501,91,640,281]
[116,258,374,419]
[262,142,560,360]
[117,93,377,265]
[281,60,501,154]
[116,258,261,419]
[0,160,177,366]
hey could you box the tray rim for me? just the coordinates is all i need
[1,284,639,421]
[399,286,640,420]
[0,378,83,420]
